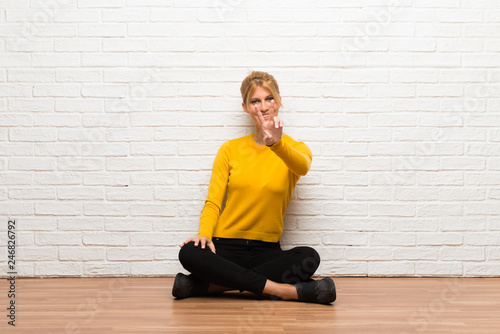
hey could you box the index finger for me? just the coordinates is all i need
[255,104,266,126]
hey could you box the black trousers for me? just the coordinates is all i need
[178,237,320,295]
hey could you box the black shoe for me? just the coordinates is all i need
[172,273,209,299]
[295,277,336,304]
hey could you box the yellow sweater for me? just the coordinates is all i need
[198,133,312,243]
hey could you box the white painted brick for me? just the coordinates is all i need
[36,232,81,246]
[57,187,104,200]
[346,158,392,171]
[0,202,34,215]
[323,202,369,217]
[59,247,105,261]
[18,247,57,261]
[392,218,438,232]
[440,247,485,261]
[418,203,463,217]
[438,188,486,201]
[394,247,438,260]
[107,247,153,261]
[487,247,500,260]
[130,232,177,246]
[323,172,368,186]
[441,217,486,232]
[321,261,367,276]
[31,24,77,38]
[79,0,124,8]
[155,157,202,171]
[34,172,81,185]
[81,84,128,97]
[82,143,128,157]
[57,157,103,171]
[106,187,154,201]
[33,85,80,97]
[415,262,463,276]
[84,202,129,217]
[106,128,153,142]
[464,263,500,277]
[369,143,416,156]
[418,172,463,186]
[130,203,176,217]
[7,69,55,82]
[128,0,173,7]
[371,204,416,217]
[54,39,100,52]
[35,262,83,277]
[58,217,104,231]
[9,157,56,171]
[130,172,175,186]
[310,157,342,171]
[437,38,483,52]
[104,218,153,232]
[8,98,54,112]
[106,157,153,171]
[417,233,463,246]
[54,10,100,23]
[82,54,128,68]
[343,217,390,232]
[345,187,392,201]
[83,263,130,276]
[155,187,201,201]
[345,248,393,261]
[9,187,56,200]
[32,54,80,68]
[372,233,416,246]
[83,172,129,186]
[56,99,103,112]
[79,24,126,37]
[0,84,32,97]
[368,262,415,276]
[35,201,82,216]
[150,8,196,22]
[103,8,149,22]
[83,232,129,246]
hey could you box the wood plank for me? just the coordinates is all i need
[1,277,499,333]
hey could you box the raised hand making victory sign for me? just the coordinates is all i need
[255,99,284,146]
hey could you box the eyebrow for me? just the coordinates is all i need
[251,95,273,100]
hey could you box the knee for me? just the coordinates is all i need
[178,242,198,269]
[295,246,320,275]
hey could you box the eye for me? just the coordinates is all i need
[251,100,259,105]
[266,97,274,101]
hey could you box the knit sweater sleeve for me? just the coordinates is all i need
[269,136,312,176]
[198,141,230,239]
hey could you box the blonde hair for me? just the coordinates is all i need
[240,71,282,108]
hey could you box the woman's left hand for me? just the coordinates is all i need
[256,100,283,146]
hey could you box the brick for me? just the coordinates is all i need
[35,262,83,276]
[107,247,153,261]
[35,201,82,216]
[36,232,82,246]
[83,232,129,246]
[84,202,129,216]
[59,247,106,261]
[9,187,56,200]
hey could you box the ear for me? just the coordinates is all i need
[242,102,249,114]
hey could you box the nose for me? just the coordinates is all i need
[260,101,270,112]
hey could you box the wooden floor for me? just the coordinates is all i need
[1,277,499,333]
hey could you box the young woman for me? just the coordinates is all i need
[173,71,336,304]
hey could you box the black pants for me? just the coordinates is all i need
[178,237,320,295]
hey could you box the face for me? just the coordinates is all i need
[242,86,280,124]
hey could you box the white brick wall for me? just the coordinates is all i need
[1,0,499,278]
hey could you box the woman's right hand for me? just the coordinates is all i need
[180,236,216,254]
